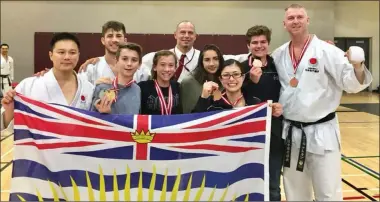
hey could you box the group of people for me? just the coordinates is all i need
[1,3,373,201]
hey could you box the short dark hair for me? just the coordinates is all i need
[116,42,143,64]
[102,21,126,37]
[1,44,9,48]
[216,59,245,78]
[151,50,177,80]
[246,25,272,44]
[50,32,80,51]
[193,44,224,85]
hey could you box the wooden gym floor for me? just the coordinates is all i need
[1,91,379,201]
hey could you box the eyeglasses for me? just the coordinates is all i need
[220,72,243,80]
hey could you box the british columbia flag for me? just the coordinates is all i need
[9,93,272,201]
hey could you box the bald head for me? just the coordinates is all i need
[284,4,308,18]
[176,20,196,33]
[174,20,197,53]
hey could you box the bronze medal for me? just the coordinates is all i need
[289,77,299,87]
[212,89,222,101]
[252,59,263,68]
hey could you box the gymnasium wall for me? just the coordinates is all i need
[1,1,335,81]
[334,1,379,90]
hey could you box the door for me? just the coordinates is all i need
[334,37,347,52]
[334,37,370,70]
[334,37,371,91]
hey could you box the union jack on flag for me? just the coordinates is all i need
[9,93,272,201]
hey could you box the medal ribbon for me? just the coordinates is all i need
[221,92,244,107]
[111,77,135,102]
[154,80,173,115]
[290,35,311,74]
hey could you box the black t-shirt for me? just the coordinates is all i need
[191,90,261,113]
[138,80,182,115]
[242,54,281,103]
[241,54,283,137]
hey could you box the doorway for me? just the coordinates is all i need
[334,37,371,91]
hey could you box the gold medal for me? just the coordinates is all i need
[289,77,299,87]
[104,90,117,101]
[99,89,106,99]
[212,89,222,101]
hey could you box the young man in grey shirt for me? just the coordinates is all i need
[91,43,142,115]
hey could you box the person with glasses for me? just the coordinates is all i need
[191,59,283,116]
[242,25,284,201]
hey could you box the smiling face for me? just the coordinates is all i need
[101,28,126,54]
[154,55,176,82]
[116,48,140,78]
[247,35,269,58]
[219,63,245,93]
[202,50,219,74]
[283,7,309,36]
[174,22,197,51]
[49,40,79,72]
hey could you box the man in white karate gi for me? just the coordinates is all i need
[1,32,94,132]
[269,4,373,201]
[1,43,14,95]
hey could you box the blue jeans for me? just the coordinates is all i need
[269,119,285,201]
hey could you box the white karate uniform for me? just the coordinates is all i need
[78,56,148,84]
[1,55,14,94]
[139,46,249,83]
[0,69,94,133]
[271,35,372,201]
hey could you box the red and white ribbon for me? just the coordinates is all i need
[221,92,244,107]
[154,80,173,115]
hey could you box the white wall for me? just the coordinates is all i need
[1,1,335,81]
[334,1,379,90]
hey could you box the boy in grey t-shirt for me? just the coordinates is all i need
[90,43,143,115]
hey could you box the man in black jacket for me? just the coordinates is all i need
[242,25,284,201]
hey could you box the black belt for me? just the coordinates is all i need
[284,112,336,172]
[0,75,11,90]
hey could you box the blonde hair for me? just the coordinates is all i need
[285,3,305,11]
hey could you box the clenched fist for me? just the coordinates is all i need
[250,66,262,84]
[201,81,219,98]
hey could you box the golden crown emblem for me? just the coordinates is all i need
[131,130,155,143]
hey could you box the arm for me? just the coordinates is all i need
[191,96,213,113]
[10,57,14,81]
[325,46,372,93]
[1,78,29,131]
[78,64,96,85]
[90,85,102,112]
[134,63,152,83]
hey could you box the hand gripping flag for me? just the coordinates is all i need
[9,94,272,201]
